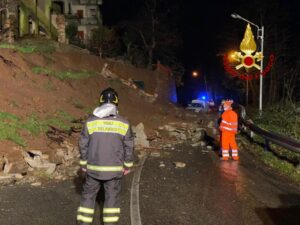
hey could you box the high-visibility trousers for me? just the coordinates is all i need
[77,175,121,225]
[221,131,238,158]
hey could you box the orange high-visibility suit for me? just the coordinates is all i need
[219,103,238,160]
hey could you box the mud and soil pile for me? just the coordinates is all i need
[0,38,197,184]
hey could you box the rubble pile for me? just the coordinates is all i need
[133,120,213,154]
[0,118,217,186]
[0,140,81,185]
[132,120,217,170]
[152,122,207,149]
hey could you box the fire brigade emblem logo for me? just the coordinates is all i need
[231,24,263,70]
[223,24,274,81]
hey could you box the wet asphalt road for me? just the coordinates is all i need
[140,145,300,225]
[0,175,132,225]
[0,144,300,225]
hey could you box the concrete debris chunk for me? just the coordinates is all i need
[0,173,23,180]
[132,123,150,148]
[44,163,56,174]
[168,131,187,140]
[31,182,42,187]
[173,162,186,168]
[191,142,201,147]
[181,123,188,128]
[159,162,165,167]
[3,157,13,175]
[164,125,176,132]
[150,152,161,157]
[175,129,185,133]
[24,153,43,168]
[14,174,24,179]
[41,154,50,160]
[200,141,207,147]
[23,151,56,175]
[53,141,79,165]
[180,133,187,140]
[207,146,213,150]
[169,131,178,137]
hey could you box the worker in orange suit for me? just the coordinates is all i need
[219,100,239,160]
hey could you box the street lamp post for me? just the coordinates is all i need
[231,13,264,114]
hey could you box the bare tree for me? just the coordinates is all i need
[0,0,19,15]
[282,62,300,105]
[0,0,19,43]
[139,0,157,69]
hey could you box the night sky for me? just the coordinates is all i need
[100,0,300,104]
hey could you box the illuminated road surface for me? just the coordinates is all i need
[0,144,299,225]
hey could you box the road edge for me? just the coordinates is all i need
[130,153,148,225]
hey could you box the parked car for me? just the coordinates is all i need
[186,99,208,112]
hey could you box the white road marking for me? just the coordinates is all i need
[130,153,148,225]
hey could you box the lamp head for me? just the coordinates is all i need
[231,13,240,19]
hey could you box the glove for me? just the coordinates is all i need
[123,168,130,176]
[80,166,87,178]
[81,166,87,173]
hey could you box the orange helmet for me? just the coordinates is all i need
[223,100,233,109]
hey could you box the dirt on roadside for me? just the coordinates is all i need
[0,38,195,179]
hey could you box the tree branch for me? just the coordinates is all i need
[139,30,149,49]
[0,0,19,12]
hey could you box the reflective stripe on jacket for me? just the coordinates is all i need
[79,114,134,180]
[219,109,238,134]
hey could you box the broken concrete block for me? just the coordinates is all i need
[132,123,150,148]
[159,162,165,168]
[43,163,56,174]
[191,142,201,147]
[23,151,56,174]
[207,146,213,150]
[3,157,13,175]
[173,162,186,168]
[200,141,207,147]
[31,182,42,186]
[163,125,176,132]
[150,152,161,157]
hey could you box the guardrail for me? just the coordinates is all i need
[238,105,300,157]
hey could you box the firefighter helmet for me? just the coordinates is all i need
[99,88,119,106]
[223,99,234,109]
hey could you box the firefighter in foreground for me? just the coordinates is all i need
[77,88,134,225]
[219,100,239,160]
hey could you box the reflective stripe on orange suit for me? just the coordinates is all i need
[219,109,238,158]
[221,132,238,151]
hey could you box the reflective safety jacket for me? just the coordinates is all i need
[219,109,238,134]
[79,104,134,180]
